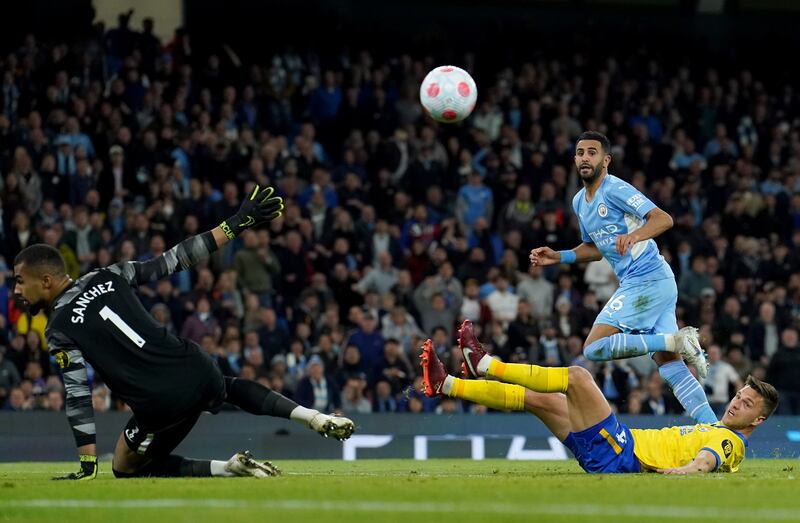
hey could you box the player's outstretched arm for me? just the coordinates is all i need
[615,207,673,256]
[655,449,717,475]
[529,242,602,267]
[49,333,99,480]
[111,184,284,286]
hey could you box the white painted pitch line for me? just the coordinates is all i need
[0,499,798,520]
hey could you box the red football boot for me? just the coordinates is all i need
[420,339,447,397]
[458,319,488,378]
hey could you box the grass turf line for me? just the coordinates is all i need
[0,459,797,523]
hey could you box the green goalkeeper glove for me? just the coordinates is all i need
[220,184,285,240]
[52,454,98,481]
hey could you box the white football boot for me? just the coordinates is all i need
[309,413,355,441]
[224,450,281,477]
[675,326,708,379]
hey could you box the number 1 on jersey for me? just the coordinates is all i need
[100,305,145,347]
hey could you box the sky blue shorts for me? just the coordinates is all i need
[594,277,679,335]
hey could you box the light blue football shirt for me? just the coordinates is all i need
[572,173,673,284]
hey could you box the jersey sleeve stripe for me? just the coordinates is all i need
[112,231,218,286]
[59,349,96,447]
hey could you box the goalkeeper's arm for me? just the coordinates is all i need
[50,338,98,480]
[109,184,284,286]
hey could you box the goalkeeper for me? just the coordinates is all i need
[13,184,354,480]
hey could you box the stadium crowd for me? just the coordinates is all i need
[1,15,800,418]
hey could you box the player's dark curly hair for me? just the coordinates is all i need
[14,244,67,276]
[577,131,612,154]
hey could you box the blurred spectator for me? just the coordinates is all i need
[468,217,503,265]
[91,385,111,413]
[354,251,398,295]
[2,386,31,411]
[716,297,743,347]
[583,260,617,304]
[335,344,365,387]
[340,373,372,414]
[597,362,638,412]
[277,230,311,307]
[726,345,753,380]
[678,256,712,306]
[747,302,781,364]
[766,328,800,415]
[344,310,385,371]
[399,376,437,413]
[381,306,424,354]
[295,355,340,412]
[256,307,290,361]
[180,296,219,343]
[372,379,398,412]
[45,389,64,412]
[497,184,536,234]
[147,301,172,330]
[0,347,21,404]
[415,289,457,340]
[516,265,554,321]
[486,275,519,325]
[370,338,413,394]
[639,371,682,416]
[456,171,493,233]
[705,345,744,416]
[552,296,581,338]
[234,230,281,307]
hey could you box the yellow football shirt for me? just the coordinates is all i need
[630,423,747,472]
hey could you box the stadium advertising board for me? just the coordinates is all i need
[1,412,798,461]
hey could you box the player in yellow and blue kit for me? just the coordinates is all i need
[421,322,779,474]
[526,131,717,426]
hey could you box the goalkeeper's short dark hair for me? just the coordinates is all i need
[14,244,67,276]
[577,131,612,154]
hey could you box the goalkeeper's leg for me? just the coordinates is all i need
[112,413,230,477]
[112,414,279,478]
[223,376,354,440]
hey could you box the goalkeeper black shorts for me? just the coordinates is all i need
[122,367,226,458]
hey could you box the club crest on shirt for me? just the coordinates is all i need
[722,439,733,458]
[598,203,608,217]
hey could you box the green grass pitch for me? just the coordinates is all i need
[1,459,798,523]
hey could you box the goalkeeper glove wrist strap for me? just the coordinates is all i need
[220,213,253,240]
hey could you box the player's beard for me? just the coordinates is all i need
[18,296,45,316]
[579,162,604,185]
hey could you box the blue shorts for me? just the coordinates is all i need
[562,413,641,473]
[594,278,678,334]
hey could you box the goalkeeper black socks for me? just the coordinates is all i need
[224,376,298,419]
[113,456,212,477]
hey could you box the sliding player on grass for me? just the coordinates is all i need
[13,185,354,480]
[524,130,715,424]
[421,322,778,473]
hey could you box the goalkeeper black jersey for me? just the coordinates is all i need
[45,232,222,447]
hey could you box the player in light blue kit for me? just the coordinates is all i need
[529,131,715,424]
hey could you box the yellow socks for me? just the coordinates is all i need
[446,377,525,411]
[486,360,569,393]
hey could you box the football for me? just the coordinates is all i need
[419,65,478,123]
